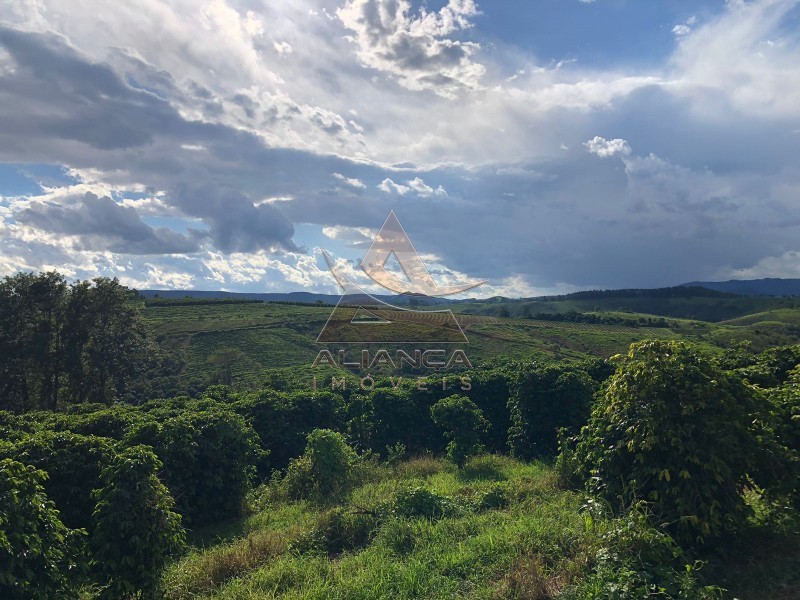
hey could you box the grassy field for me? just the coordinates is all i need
[139,297,800,390]
[158,455,800,600]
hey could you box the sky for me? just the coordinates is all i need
[0,0,799,297]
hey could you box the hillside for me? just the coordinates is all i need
[682,278,800,296]
[139,295,800,392]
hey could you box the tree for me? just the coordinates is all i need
[206,347,245,387]
[0,272,68,412]
[430,395,489,468]
[0,273,156,411]
[91,446,184,600]
[64,278,154,405]
[575,340,778,545]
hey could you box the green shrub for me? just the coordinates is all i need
[368,387,437,454]
[575,340,775,545]
[735,345,800,387]
[384,442,407,465]
[554,428,582,490]
[430,395,489,468]
[53,408,140,440]
[393,487,457,520]
[562,502,722,599]
[91,445,185,600]
[508,362,596,458]
[474,483,510,511]
[463,369,512,453]
[0,458,83,599]
[233,390,345,471]
[764,370,800,505]
[284,429,358,500]
[292,507,380,555]
[5,431,114,531]
[125,407,262,525]
[376,518,418,555]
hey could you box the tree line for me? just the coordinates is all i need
[0,272,155,412]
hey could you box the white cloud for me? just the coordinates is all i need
[672,16,697,37]
[717,251,800,280]
[583,136,631,158]
[406,177,448,197]
[378,178,410,195]
[332,172,366,189]
[142,263,195,288]
[337,0,485,97]
[671,0,800,119]
[321,224,374,245]
[273,41,293,54]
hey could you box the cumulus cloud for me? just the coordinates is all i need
[337,0,485,97]
[378,178,410,194]
[407,177,448,197]
[17,192,206,254]
[583,136,632,158]
[671,0,800,119]
[321,224,375,247]
[333,172,366,189]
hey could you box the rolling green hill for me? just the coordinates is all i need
[448,291,797,323]
[139,293,800,391]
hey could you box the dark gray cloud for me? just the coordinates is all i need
[0,25,300,255]
[18,192,206,254]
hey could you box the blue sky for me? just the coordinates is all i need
[1,0,799,295]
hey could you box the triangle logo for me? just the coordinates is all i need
[351,306,391,324]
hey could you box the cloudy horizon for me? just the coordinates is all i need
[1,0,799,297]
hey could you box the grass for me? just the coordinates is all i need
[158,454,800,599]
[160,456,581,599]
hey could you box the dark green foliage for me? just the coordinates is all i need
[0,272,156,412]
[233,390,345,471]
[392,487,457,520]
[206,347,246,386]
[764,367,800,504]
[735,344,800,387]
[575,340,776,545]
[0,458,83,599]
[367,387,436,454]
[430,395,490,468]
[292,507,380,555]
[91,445,185,599]
[508,362,596,458]
[463,369,512,452]
[562,502,722,599]
[4,431,114,531]
[284,429,358,500]
[475,483,509,511]
[125,407,262,525]
[554,428,582,490]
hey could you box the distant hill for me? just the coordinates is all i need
[139,285,734,304]
[681,278,800,297]
[137,289,452,306]
[138,289,342,303]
